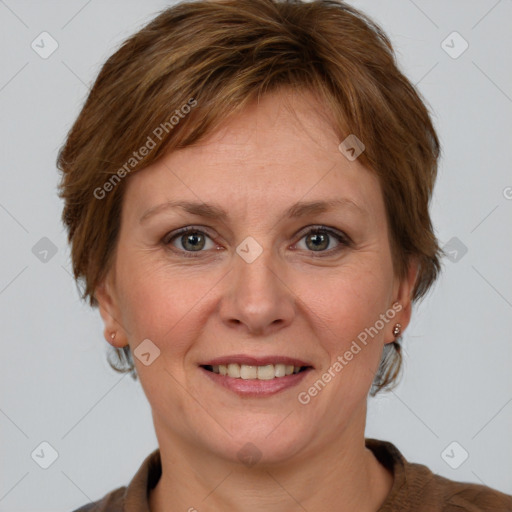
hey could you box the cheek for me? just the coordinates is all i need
[115,264,211,414]
[292,265,394,428]
[116,258,214,359]
[303,260,393,334]
[297,257,394,389]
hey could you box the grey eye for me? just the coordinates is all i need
[166,229,215,252]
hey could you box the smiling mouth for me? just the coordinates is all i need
[201,363,312,380]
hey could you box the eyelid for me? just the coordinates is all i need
[291,225,352,256]
[294,225,352,244]
[162,225,221,259]
[162,225,217,245]
[162,224,352,257]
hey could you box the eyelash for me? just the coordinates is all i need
[162,225,352,259]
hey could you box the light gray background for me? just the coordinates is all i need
[1,1,511,510]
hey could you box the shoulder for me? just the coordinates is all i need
[405,459,512,511]
[69,448,161,512]
[366,438,512,512]
[422,467,512,512]
[70,485,126,512]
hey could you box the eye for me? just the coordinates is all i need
[294,226,351,256]
[163,225,351,258]
[163,227,217,257]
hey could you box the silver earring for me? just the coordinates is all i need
[392,323,401,338]
[110,332,117,341]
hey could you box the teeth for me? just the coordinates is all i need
[257,365,274,380]
[211,363,306,379]
[227,363,240,378]
[274,364,286,377]
[240,365,257,379]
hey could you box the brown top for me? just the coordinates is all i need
[72,438,512,512]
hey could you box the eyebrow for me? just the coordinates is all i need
[139,198,367,224]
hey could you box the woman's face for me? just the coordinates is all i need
[97,88,415,465]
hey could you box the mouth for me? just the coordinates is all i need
[198,356,314,397]
[201,363,311,380]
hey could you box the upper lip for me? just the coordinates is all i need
[200,355,313,368]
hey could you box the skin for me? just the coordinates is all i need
[96,87,418,512]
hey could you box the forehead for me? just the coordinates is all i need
[122,88,384,225]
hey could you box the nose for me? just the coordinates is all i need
[218,247,296,337]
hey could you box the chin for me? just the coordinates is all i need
[203,419,312,467]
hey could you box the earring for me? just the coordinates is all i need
[110,331,117,341]
[392,323,401,338]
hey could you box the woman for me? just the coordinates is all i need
[57,0,512,510]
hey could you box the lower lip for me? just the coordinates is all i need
[199,367,312,397]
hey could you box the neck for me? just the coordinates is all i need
[149,405,393,512]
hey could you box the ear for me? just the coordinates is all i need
[386,257,419,344]
[95,272,128,348]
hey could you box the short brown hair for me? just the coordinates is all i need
[57,0,442,395]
